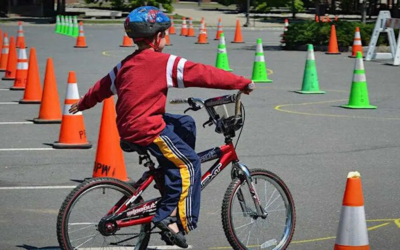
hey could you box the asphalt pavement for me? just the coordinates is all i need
[0,21,400,250]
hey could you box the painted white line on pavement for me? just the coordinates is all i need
[0,148,55,151]
[0,121,33,125]
[0,102,19,104]
[79,247,193,250]
[29,246,193,250]
[0,186,76,190]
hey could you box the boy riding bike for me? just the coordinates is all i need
[69,6,254,248]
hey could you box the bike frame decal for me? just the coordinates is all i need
[200,142,238,190]
[198,147,221,163]
[126,198,159,217]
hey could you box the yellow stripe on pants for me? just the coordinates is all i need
[154,136,191,233]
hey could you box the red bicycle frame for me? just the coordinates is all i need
[108,141,240,229]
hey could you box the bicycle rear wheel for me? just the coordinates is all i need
[57,177,151,250]
[222,168,296,250]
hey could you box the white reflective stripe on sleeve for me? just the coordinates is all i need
[177,58,187,88]
[335,206,369,246]
[166,55,177,88]
[63,104,82,116]
[66,83,80,100]
[109,62,122,94]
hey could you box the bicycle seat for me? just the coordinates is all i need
[120,140,148,155]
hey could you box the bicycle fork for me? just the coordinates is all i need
[232,162,267,219]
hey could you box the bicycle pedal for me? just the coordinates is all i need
[161,233,174,245]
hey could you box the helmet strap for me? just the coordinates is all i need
[133,34,162,52]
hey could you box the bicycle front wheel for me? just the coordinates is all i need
[57,177,151,250]
[222,168,296,250]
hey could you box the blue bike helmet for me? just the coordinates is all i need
[124,6,171,39]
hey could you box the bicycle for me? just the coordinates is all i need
[56,90,296,250]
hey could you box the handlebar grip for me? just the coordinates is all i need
[170,99,188,104]
[247,81,255,90]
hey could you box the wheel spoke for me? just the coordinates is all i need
[58,180,151,250]
[223,170,295,250]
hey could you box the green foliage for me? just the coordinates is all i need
[255,2,271,12]
[111,0,125,9]
[130,0,173,13]
[287,0,305,13]
[283,21,399,49]
[217,0,304,13]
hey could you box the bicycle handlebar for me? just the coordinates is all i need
[170,90,243,118]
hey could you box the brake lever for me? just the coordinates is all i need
[202,118,214,128]
[184,105,202,114]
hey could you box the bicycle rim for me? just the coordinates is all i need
[223,169,295,250]
[58,179,150,250]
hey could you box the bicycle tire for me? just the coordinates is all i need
[57,177,151,250]
[222,168,296,250]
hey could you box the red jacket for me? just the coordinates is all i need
[78,49,251,146]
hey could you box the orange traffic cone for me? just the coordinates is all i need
[186,17,196,37]
[196,22,208,44]
[334,171,370,250]
[16,21,27,49]
[10,47,28,90]
[120,33,133,47]
[169,16,176,35]
[74,22,88,48]
[2,36,17,81]
[350,27,363,58]
[280,19,289,44]
[326,25,341,55]
[0,33,9,72]
[92,96,129,181]
[215,18,223,40]
[180,17,188,36]
[33,58,62,124]
[232,19,244,43]
[0,30,2,52]
[165,30,172,46]
[53,71,92,149]
[20,48,42,103]
[199,17,204,33]
[315,15,319,23]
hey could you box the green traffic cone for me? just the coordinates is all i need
[215,33,233,72]
[341,51,376,109]
[68,16,74,36]
[73,16,79,37]
[63,16,70,35]
[251,38,272,83]
[66,16,71,36]
[55,15,61,34]
[60,16,66,35]
[295,44,325,94]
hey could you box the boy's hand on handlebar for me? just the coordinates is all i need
[242,82,255,95]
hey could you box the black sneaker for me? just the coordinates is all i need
[155,216,188,248]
